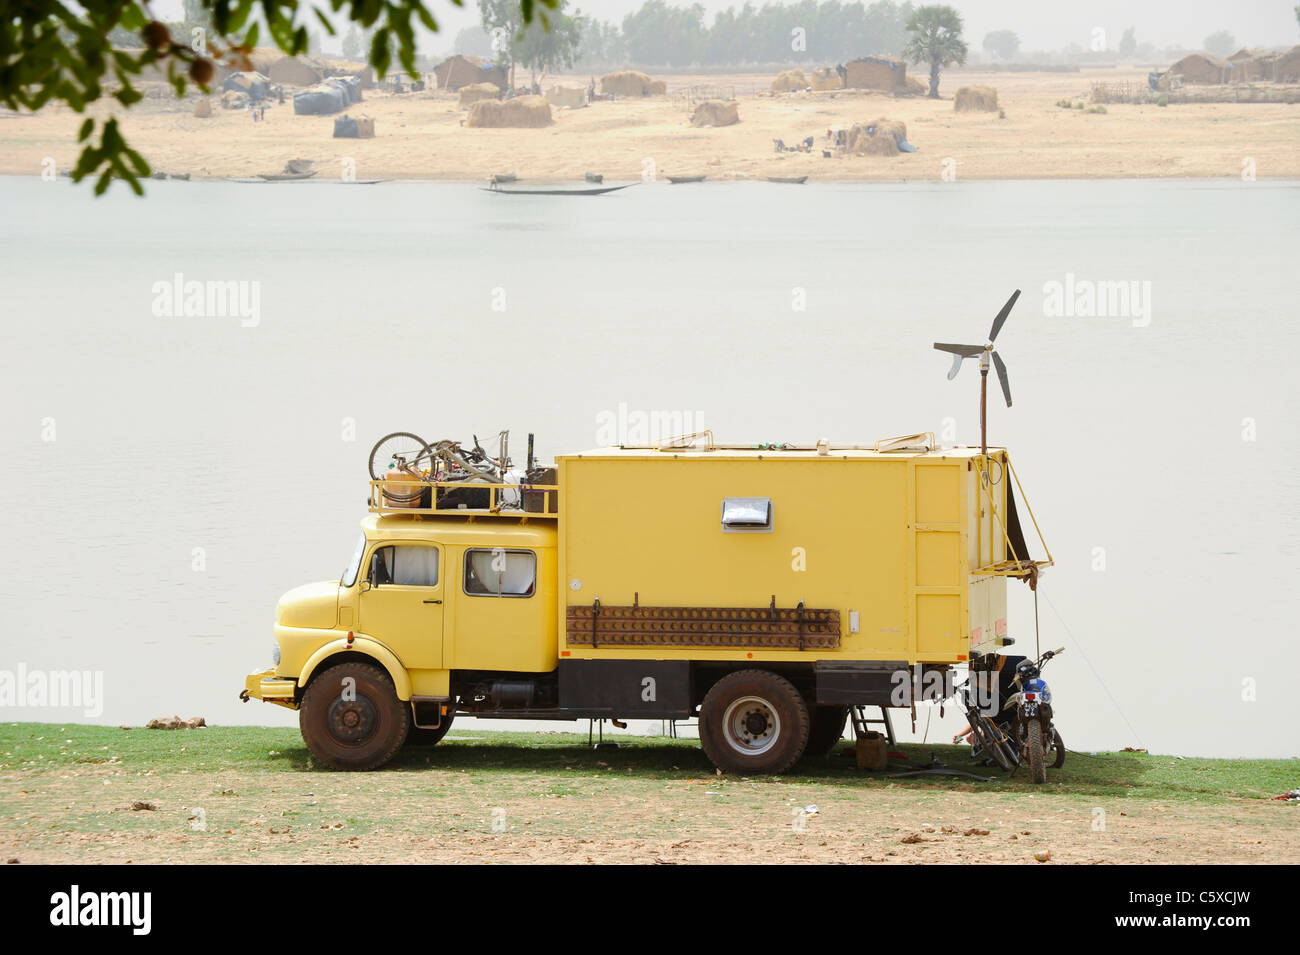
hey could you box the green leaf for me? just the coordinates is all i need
[77,118,94,142]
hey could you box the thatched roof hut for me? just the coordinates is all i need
[465,95,552,128]
[771,69,807,91]
[1165,51,1232,84]
[435,55,506,91]
[1276,45,1300,82]
[845,118,911,156]
[600,70,664,96]
[265,56,326,87]
[844,55,907,92]
[690,100,739,127]
[954,85,998,112]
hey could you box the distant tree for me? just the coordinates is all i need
[516,3,583,86]
[342,24,362,59]
[454,25,495,57]
[1118,26,1136,58]
[621,0,705,67]
[903,4,966,98]
[1203,29,1235,56]
[982,29,1019,60]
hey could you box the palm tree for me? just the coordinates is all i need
[903,5,968,99]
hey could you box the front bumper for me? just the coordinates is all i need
[240,668,300,710]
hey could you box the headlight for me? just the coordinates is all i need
[271,642,281,665]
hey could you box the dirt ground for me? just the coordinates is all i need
[3,729,1295,865]
[2,68,1297,182]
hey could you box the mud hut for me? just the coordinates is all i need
[600,70,663,96]
[810,68,844,90]
[434,55,506,91]
[266,56,325,87]
[690,100,740,127]
[466,95,552,128]
[1227,48,1276,82]
[954,85,998,112]
[1165,52,1232,84]
[546,84,589,108]
[771,69,807,91]
[844,55,907,92]
[457,82,500,108]
[845,118,912,156]
[1276,45,1300,82]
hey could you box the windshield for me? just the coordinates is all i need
[341,533,366,587]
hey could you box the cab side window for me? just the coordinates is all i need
[464,548,536,597]
[370,544,440,587]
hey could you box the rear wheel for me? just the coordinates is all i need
[803,705,848,758]
[299,662,410,771]
[407,710,455,747]
[699,670,810,775]
[369,431,433,481]
[1027,720,1048,784]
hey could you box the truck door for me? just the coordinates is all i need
[359,542,445,669]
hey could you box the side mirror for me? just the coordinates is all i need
[369,552,385,586]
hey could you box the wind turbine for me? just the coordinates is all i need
[933,289,1021,458]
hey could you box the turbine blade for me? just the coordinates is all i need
[947,353,965,380]
[988,288,1021,344]
[992,350,1012,407]
[934,342,985,357]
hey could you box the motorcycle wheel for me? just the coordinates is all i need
[1051,728,1066,769]
[1027,720,1048,784]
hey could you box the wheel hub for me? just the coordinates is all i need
[723,696,781,756]
[328,696,378,744]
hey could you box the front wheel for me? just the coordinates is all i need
[699,670,810,775]
[1050,727,1066,768]
[299,662,410,771]
[1026,720,1048,784]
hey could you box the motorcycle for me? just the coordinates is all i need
[1006,648,1067,783]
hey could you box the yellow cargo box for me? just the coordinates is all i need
[557,443,1034,666]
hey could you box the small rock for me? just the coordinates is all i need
[146,716,206,730]
[963,828,990,836]
[131,801,156,811]
[6,858,18,864]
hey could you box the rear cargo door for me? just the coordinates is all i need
[909,459,965,661]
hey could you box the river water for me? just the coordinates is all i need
[0,176,1296,757]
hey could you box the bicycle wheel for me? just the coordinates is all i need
[369,432,433,481]
[973,715,1017,773]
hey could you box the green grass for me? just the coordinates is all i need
[2,722,1294,805]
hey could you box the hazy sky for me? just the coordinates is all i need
[152,0,1300,56]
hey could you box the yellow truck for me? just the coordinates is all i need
[241,432,1050,774]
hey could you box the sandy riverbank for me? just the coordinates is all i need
[1,68,1297,183]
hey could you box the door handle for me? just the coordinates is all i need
[423,599,442,604]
